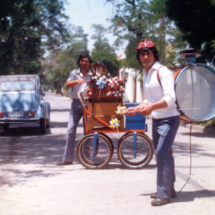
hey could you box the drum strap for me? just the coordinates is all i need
[157,66,180,108]
[156,66,164,87]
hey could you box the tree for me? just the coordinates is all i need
[106,0,186,67]
[41,26,89,92]
[0,0,69,75]
[165,0,215,62]
[91,24,114,52]
[91,49,119,76]
[90,23,119,76]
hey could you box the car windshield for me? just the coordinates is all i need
[0,81,34,92]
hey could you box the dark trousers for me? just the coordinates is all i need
[152,115,180,199]
[63,99,86,162]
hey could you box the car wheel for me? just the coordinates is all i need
[40,118,46,134]
[46,113,50,128]
[3,124,9,130]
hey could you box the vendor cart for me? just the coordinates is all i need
[76,62,154,169]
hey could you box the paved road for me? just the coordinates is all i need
[0,93,215,215]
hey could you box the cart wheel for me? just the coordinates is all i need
[118,132,130,144]
[99,133,114,157]
[76,133,112,169]
[117,133,153,169]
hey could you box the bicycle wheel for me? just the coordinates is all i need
[99,133,114,157]
[117,133,153,169]
[76,133,112,169]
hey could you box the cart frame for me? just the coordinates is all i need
[76,92,153,169]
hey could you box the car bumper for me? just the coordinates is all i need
[0,118,41,124]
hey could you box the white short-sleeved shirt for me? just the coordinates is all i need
[143,61,180,119]
[67,69,91,99]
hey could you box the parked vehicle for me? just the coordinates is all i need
[0,75,50,134]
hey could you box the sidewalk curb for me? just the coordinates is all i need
[147,116,215,136]
[180,121,215,135]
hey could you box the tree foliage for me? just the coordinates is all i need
[90,24,119,76]
[91,49,119,76]
[106,0,186,68]
[41,26,89,92]
[165,0,215,62]
[91,24,114,52]
[0,0,69,75]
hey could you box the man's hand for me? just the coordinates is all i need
[139,105,153,116]
[125,107,138,116]
[76,78,86,85]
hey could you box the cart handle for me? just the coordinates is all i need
[78,92,87,109]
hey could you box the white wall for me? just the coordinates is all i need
[136,73,144,103]
[119,68,144,103]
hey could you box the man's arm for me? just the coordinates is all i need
[65,78,85,88]
[126,101,148,116]
[139,99,168,116]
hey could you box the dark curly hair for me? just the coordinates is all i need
[136,47,160,65]
[77,53,92,66]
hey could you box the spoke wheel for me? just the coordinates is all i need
[99,133,114,157]
[76,133,112,169]
[117,133,153,169]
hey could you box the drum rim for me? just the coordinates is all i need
[174,63,215,122]
[175,63,215,82]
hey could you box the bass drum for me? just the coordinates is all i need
[174,64,215,123]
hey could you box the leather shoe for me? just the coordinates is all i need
[151,198,170,206]
[150,190,177,199]
[57,161,73,166]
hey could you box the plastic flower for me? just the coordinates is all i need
[113,90,119,96]
[91,71,101,80]
[116,104,127,114]
[106,91,112,96]
[96,76,107,89]
[108,76,119,89]
[109,118,120,129]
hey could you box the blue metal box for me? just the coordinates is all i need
[125,103,146,130]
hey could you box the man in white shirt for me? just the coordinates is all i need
[126,39,180,206]
[57,54,91,166]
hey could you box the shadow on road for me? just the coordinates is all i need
[172,189,215,203]
[0,126,52,136]
[0,123,137,187]
[173,139,215,158]
[180,131,215,138]
[102,163,156,170]
[0,126,68,186]
[140,189,215,203]
[1,117,214,187]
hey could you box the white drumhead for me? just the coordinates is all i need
[175,64,215,122]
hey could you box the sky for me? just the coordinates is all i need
[64,0,126,56]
